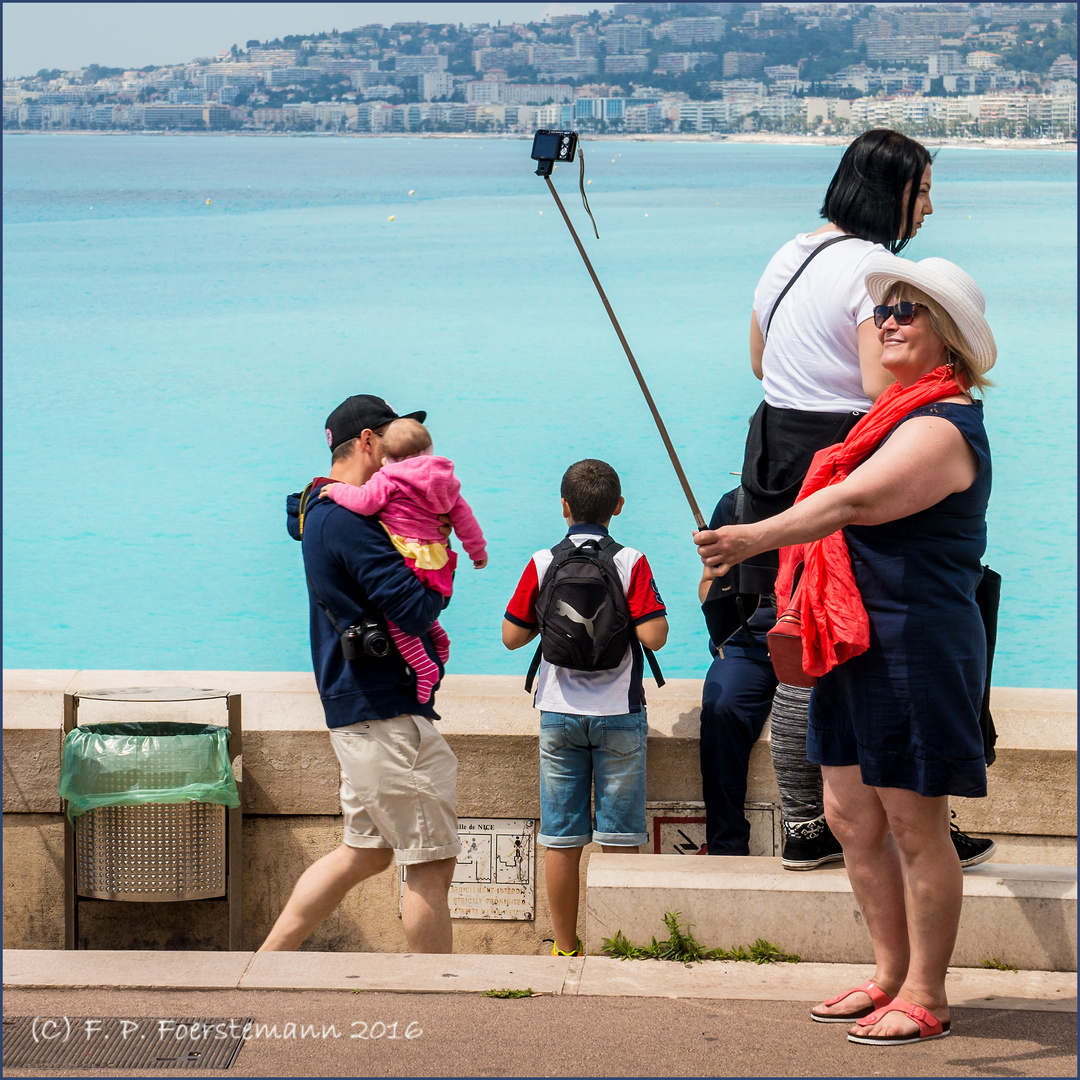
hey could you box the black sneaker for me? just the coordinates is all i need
[951,810,996,869]
[781,815,845,870]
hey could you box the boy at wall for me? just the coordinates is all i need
[502,459,668,956]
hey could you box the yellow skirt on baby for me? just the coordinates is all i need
[382,527,449,570]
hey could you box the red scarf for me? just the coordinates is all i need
[775,365,964,677]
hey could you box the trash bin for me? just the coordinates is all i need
[61,687,244,950]
[59,721,240,901]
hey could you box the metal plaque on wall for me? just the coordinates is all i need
[400,818,535,920]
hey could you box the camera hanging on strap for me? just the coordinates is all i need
[296,481,392,661]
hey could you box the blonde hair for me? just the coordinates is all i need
[883,281,993,394]
[382,417,432,461]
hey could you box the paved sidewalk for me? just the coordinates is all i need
[3,951,1076,1077]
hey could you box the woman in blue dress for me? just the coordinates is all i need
[694,254,996,1047]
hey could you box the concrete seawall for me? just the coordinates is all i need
[3,670,1075,955]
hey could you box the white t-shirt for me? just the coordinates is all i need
[752,232,885,413]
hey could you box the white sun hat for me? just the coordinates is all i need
[864,253,997,373]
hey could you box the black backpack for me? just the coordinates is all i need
[525,536,663,692]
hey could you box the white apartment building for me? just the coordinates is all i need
[465,80,502,104]
[1030,94,1077,131]
[865,36,941,64]
[653,17,726,45]
[927,52,965,77]
[967,52,1003,71]
[395,55,448,75]
[602,24,649,52]
[421,71,454,100]
[850,95,933,128]
[758,95,803,124]
[605,55,650,75]
[674,99,731,131]
[979,94,1031,123]
[655,53,714,75]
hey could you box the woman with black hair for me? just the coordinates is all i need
[698,130,994,872]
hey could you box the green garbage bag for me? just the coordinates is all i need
[58,722,240,824]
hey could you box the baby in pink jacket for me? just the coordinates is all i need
[320,417,487,704]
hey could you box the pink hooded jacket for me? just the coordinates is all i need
[325,455,487,563]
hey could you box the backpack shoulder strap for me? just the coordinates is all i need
[596,535,663,685]
[540,536,578,579]
[643,647,665,688]
[595,534,624,555]
[527,537,574,692]
[525,640,543,694]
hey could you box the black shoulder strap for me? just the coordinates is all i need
[541,536,577,580]
[297,481,316,539]
[297,480,381,640]
[643,647,665,688]
[764,234,859,340]
[595,534,624,556]
[525,640,543,694]
[526,538,574,692]
[600,534,663,685]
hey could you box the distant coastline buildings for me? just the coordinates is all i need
[4,3,1076,139]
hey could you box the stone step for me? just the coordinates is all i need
[585,855,1078,973]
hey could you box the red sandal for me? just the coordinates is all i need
[846,996,951,1045]
[810,980,893,1023]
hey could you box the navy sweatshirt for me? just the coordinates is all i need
[287,479,446,727]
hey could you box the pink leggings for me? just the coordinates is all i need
[385,620,450,705]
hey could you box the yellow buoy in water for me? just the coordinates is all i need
[205,198,211,205]
[388,215,396,222]
[587,179,592,185]
[408,189,415,195]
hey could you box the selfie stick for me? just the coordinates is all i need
[543,174,707,530]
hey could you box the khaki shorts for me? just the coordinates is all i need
[329,714,460,865]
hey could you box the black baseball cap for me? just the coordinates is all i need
[324,395,426,452]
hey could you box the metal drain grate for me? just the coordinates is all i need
[2,1016,251,1070]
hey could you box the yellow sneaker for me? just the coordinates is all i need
[549,938,583,957]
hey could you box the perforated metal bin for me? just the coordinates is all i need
[75,800,227,901]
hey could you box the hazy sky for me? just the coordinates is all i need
[2,3,601,79]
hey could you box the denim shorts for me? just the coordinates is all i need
[538,710,648,848]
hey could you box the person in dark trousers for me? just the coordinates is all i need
[260,394,460,953]
[697,489,777,855]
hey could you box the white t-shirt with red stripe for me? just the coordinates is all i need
[504,525,666,716]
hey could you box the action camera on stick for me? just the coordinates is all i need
[531,129,578,176]
[527,130,706,529]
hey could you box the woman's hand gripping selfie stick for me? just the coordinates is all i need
[540,163,707,530]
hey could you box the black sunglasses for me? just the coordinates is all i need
[873,301,926,329]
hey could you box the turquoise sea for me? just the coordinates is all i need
[3,133,1076,688]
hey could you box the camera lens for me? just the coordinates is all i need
[366,633,390,659]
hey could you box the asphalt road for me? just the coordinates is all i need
[4,987,1076,1078]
